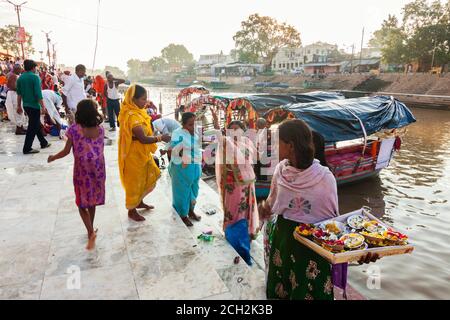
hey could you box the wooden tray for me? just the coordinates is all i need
[293,209,414,264]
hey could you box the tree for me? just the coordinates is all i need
[327,49,352,63]
[104,66,126,78]
[0,25,35,58]
[370,0,450,70]
[127,59,143,81]
[232,14,301,66]
[401,0,450,69]
[161,44,194,69]
[370,15,408,65]
[148,56,167,73]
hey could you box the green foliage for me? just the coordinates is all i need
[127,44,194,80]
[148,56,167,73]
[233,14,301,65]
[161,44,194,68]
[104,65,126,78]
[0,25,35,57]
[370,0,450,69]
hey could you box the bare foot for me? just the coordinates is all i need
[86,232,97,251]
[137,202,154,210]
[128,210,146,222]
[189,211,202,222]
[181,217,194,227]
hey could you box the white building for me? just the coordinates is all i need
[195,53,235,75]
[272,42,338,72]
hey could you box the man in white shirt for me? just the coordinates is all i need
[152,117,181,135]
[104,73,125,131]
[50,71,59,90]
[61,64,87,123]
[42,89,63,126]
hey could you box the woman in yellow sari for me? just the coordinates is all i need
[118,85,170,221]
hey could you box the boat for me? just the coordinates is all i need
[254,96,417,198]
[176,81,192,88]
[225,93,344,129]
[209,81,231,90]
[254,82,290,89]
[175,85,210,120]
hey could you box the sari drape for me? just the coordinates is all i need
[216,135,259,236]
[118,84,160,210]
[168,128,202,217]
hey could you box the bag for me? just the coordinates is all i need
[225,219,252,266]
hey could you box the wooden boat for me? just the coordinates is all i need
[254,96,416,198]
[225,92,345,129]
[254,82,290,89]
[209,81,231,90]
[175,85,210,120]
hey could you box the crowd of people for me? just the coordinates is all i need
[2,58,380,299]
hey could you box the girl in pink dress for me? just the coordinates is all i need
[48,99,106,250]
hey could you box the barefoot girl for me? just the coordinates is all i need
[48,99,106,250]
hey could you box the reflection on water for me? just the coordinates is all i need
[341,108,450,300]
[148,87,450,299]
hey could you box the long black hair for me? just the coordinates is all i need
[278,119,315,170]
[134,85,146,99]
[75,99,103,128]
[181,112,196,126]
[312,131,328,167]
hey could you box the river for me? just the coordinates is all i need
[146,86,450,300]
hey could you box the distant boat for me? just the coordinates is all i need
[176,82,192,88]
[209,81,231,90]
[254,82,289,89]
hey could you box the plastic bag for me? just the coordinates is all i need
[225,219,252,266]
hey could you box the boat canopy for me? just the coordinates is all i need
[176,85,210,107]
[305,91,345,101]
[226,93,344,129]
[187,94,229,112]
[265,96,416,142]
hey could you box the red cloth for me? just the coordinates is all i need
[41,73,54,90]
[394,136,402,151]
[151,114,162,121]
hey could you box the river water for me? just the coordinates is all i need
[147,87,450,300]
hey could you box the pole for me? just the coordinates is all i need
[350,44,355,74]
[52,43,57,69]
[431,40,436,70]
[159,92,162,114]
[92,0,101,73]
[42,31,52,67]
[359,27,365,72]
[7,1,28,60]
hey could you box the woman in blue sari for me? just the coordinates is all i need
[168,112,202,227]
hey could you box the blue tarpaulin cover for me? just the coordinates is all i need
[278,96,416,142]
[224,93,344,113]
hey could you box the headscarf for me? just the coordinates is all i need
[118,84,156,184]
[216,133,257,191]
[93,75,105,94]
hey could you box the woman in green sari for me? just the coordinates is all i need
[259,120,378,300]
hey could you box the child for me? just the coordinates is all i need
[48,99,106,250]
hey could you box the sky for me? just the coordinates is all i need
[0,0,413,72]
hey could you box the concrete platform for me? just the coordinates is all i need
[0,121,364,300]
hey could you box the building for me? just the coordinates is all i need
[340,58,381,73]
[303,63,341,75]
[211,62,264,77]
[272,42,338,72]
[359,47,382,59]
[195,53,234,75]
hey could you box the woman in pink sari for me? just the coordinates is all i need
[216,121,259,265]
